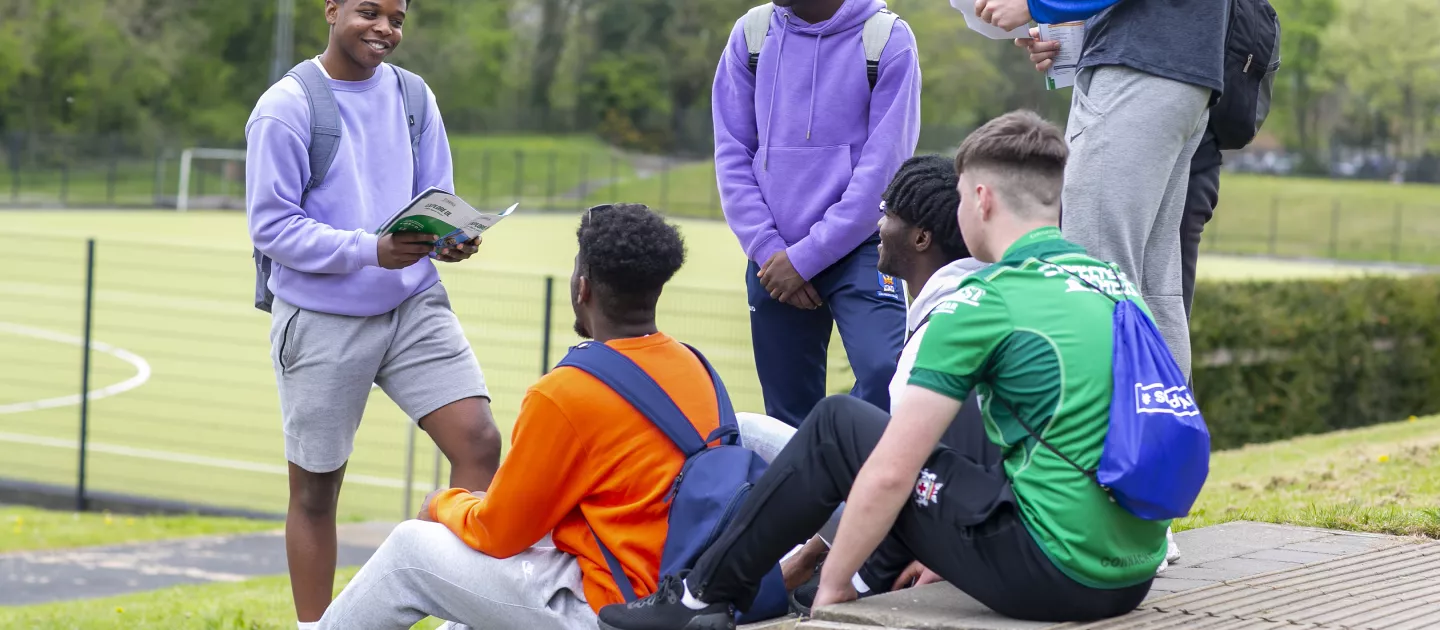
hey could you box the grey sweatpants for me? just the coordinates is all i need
[316,521,597,630]
[318,414,800,629]
[1061,66,1211,378]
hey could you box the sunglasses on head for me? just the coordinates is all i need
[583,204,615,224]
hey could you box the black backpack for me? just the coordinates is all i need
[1208,0,1282,151]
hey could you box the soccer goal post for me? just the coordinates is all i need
[176,147,247,212]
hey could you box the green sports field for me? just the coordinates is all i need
[0,210,1419,522]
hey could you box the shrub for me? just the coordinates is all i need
[1191,274,1440,449]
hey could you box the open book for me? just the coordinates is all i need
[376,188,519,257]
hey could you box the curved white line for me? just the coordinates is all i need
[0,322,152,414]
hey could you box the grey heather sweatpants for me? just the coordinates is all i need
[1061,66,1211,378]
[316,414,802,630]
[316,521,597,630]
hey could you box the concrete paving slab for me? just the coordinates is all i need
[1241,547,1349,565]
[1160,521,1330,567]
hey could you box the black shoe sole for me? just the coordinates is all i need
[597,611,735,630]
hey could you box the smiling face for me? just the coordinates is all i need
[326,0,406,71]
[876,205,919,279]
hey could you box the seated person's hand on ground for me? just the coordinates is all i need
[782,535,830,591]
[1014,27,1061,73]
[893,561,944,590]
[436,235,482,263]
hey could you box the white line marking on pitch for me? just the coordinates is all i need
[0,322,153,414]
[0,431,410,490]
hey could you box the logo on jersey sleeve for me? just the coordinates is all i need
[877,271,903,301]
[1135,383,1200,417]
[954,286,987,306]
[913,469,944,507]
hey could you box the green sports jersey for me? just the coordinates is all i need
[908,226,1169,589]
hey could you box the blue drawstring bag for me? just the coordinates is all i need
[1101,299,1211,520]
[1011,259,1211,521]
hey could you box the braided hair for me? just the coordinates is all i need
[881,154,969,261]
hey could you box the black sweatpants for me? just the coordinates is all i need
[1182,129,1222,319]
[688,395,1152,623]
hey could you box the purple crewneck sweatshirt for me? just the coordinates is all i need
[712,0,921,280]
[245,60,453,317]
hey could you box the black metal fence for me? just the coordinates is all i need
[5,132,1440,266]
[0,233,853,521]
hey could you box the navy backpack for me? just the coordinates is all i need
[1007,259,1212,521]
[555,341,790,623]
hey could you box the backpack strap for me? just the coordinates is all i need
[861,9,898,90]
[557,340,740,602]
[283,60,342,206]
[391,64,430,195]
[556,341,741,456]
[743,3,775,75]
[588,523,639,602]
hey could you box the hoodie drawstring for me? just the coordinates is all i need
[807,34,822,140]
[763,13,789,171]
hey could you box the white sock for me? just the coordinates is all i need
[298,622,319,630]
[852,572,872,594]
[680,578,711,611]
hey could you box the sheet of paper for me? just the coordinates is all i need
[950,0,1031,39]
[1039,22,1086,90]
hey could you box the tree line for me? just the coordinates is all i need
[1,0,1436,170]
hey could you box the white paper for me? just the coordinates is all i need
[1038,22,1086,90]
[950,0,1031,39]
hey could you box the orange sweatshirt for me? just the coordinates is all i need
[429,333,720,613]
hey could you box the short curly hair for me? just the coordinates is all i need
[577,203,687,313]
[882,154,968,261]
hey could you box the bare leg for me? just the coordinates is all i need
[419,397,502,492]
[287,462,346,622]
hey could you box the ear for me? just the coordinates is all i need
[976,183,996,223]
[326,0,340,26]
[576,275,591,306]
[913,227,932,253]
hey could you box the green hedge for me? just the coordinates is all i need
[1192,274,1440,450]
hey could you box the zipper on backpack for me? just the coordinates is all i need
[1243,54,1253,73]
[666,454,702,503]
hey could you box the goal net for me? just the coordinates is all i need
[176,148,247,212]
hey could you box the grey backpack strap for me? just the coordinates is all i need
[253,60,342,313]
[743,4,775,75]
[392,65,430,195]
[861,9,898,90]
[285,60,343,205]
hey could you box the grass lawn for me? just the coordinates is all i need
[0,566,444,630]
[1177,414,1440,538]
[0,506,277,554]
[1,413,1436,628]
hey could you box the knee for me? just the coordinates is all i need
[291,474,343,519]
[802,395,873,434]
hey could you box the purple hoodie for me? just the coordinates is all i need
[245,60,453,317]
[712,0,921,280]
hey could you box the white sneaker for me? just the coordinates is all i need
[1166,528,1181,563]
[1155,528,1181,574]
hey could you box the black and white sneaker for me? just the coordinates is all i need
[597,573,735,630]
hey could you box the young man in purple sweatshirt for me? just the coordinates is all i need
[243,1,502,627]
[712,0,921,427]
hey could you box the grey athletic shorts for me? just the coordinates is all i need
[269,282,489,473]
